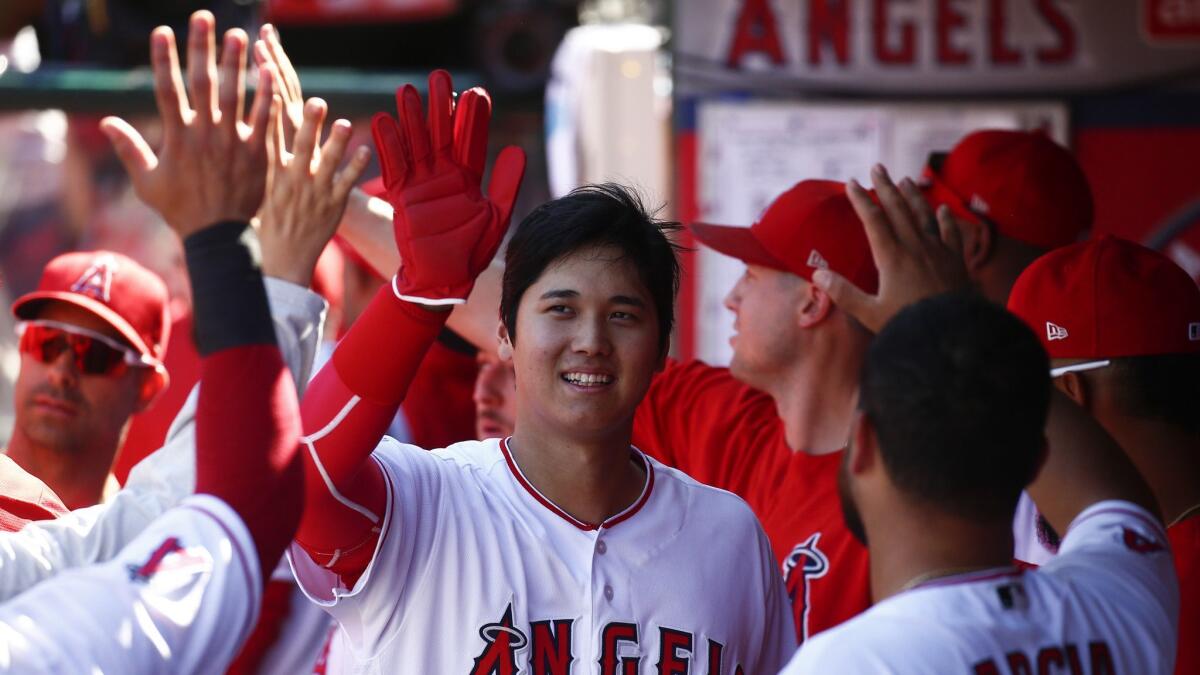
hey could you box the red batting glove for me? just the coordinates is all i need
[371,70,525,306]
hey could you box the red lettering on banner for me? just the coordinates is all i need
[935,0,970,64]
[988,0,1022,64]
[873,0,916,64]
[726,0,786,67]
[808,0,851,65]
[1035,0,1076,63]
[1145,0,1200,39]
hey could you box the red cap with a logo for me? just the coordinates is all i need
[922,129,1093,250]
[12,251,170,366]
[690,179,879,293]
[1007,236,1200,359]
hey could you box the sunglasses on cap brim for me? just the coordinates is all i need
[16,320,156,378]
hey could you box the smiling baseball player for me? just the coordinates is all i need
[287,71,793,673]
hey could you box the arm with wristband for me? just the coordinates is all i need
[293,70,525,581]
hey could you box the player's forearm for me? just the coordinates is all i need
[294,283,446,561]
[338,192,504,353]
[185,221,303,581]
[1027,391,1160,535]
[340,188,402,275]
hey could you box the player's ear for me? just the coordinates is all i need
[497,320,514,361]
[848,410,876,476]
[798,278,833,329]
[957,214,993,272]
[1054,371,1089,411]
[135,367,168,413]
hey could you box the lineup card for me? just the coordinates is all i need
[694,100,1067,365]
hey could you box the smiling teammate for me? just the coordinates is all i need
[287,72,793,672]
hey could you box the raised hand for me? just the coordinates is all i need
[813,165,970,333]
[253,23,305,150]
[100,11,275,238]
[372,70,526,306]
[259,97,372,287]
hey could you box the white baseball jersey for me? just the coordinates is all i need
[0,494,260,674]
[289,436,795,674]
[0,277,325,603]
[781,500,1180,674]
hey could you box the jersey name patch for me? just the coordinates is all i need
[972,641,1115,675]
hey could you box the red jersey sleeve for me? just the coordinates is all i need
[632,359,788,499]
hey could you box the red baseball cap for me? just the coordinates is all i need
[1007,236,1200,360]
[922,129,1093,250]
[12,250,170,367]
[690,179,879,293]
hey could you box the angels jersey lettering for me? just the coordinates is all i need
[781,501,1180,674]
[288,437,794,673]
[632,359,870,642]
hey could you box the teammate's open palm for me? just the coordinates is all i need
[814,164,970,332]
[100,11,274,238]
[371,70,526,306]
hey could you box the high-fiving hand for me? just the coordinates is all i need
[100,11,276,238]
[813,165,971,333]
[372,70,526,306]
[258,97,371,287]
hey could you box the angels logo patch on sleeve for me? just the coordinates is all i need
[782,533,829,643]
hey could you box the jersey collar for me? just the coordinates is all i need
[499,437,655,532]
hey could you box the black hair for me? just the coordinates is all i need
[860,293,1051,521]
[1104,353,1200,435]
[500,183,685,356]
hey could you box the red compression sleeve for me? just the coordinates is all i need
[195,345,302,582]
[295,283,447,580]
[184,221,303,583]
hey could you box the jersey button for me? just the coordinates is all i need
[604,585,614,601]
[596,540,607,555]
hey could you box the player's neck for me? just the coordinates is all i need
[866,503,1015,603]
[5,431,115,510]
[767,354,860,456]
[507,426,646,527]
[1102,414,1200,526]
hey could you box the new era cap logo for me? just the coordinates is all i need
[969,194,990,214]
[1046,322,1069,341]
[807,249,829,270]
[1190,322,1200,341]
[70,255,119,303]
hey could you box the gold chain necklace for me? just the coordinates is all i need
[898,566,1009,594]
[1168,502,1200,528]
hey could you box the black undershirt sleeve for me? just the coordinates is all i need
[182,221,277,356]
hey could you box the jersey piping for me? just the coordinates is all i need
[498,437,655,532]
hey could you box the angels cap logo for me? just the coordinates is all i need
[70,254,120,303]
[1046,322,1069,341]
[1189,322,1200,342]
[806,249,829,270]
